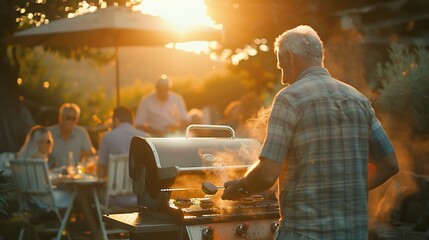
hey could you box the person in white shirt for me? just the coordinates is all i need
[135,75,190,137]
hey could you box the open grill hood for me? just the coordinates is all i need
[129,136,261,195]
[128,125,262,208]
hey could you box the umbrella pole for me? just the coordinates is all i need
[115,46,120,106]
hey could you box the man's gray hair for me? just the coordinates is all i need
[274,25,324,64]
[59,102,81,118]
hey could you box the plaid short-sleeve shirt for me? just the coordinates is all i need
[260,67,394,240]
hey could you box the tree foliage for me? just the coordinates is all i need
[375,41,429,137]
[0,0,140,151]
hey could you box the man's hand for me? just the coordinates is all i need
[221,179,244,200]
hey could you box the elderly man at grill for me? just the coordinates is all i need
[134,75,190,137]
[221,25,399,240]
[48,103,95,168]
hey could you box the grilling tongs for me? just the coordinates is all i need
[159,181,224,195]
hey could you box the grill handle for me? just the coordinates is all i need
[178,165,249,172]
[186,124,235,138]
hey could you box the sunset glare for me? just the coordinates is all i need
[136,0,221,55]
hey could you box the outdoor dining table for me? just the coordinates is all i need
[51,172,108,239]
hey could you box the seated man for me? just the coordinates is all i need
[97,106,148,209]
[48,103,95,168]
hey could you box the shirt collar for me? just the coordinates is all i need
[116,122,133,129]
[296,66,330,83]
[55,125,76,139]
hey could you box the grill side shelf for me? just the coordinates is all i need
[139,206,185,222]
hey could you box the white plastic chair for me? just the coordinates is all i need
[9,158,75,240]
[98,154,134,238]
[0,152,16,177]
[104,154,134,213]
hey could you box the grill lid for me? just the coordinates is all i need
[129,136,261,179]
[128,125,261,200]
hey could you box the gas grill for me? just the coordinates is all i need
[109,125,280,240]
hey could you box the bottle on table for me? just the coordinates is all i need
[67,151,77,175]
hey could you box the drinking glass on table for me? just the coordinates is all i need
[84,155,97,174]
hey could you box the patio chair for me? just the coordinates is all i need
[9,158,75,240]
[104,154,134,213]
[0,152,16,177]
[97,154,135,238]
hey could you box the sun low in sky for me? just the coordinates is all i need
[136,0,222,55]
[135,0,267,64]
[138,0,217,27]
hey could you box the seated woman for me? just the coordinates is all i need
[18,125,53,160]
[17,125,72,209]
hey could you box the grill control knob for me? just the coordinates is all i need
[202,225,215,240]
[270,221,279,232]
[235,223,249,237]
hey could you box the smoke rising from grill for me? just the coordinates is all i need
[369,112,423,223]
[243,106,272,143]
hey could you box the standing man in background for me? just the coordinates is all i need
[221,25,399,239]
[135,75,190,137]
[48,103,95,168]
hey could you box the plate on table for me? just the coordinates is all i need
[58,173,99,184]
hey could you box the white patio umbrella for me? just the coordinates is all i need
[3,6,223,106]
